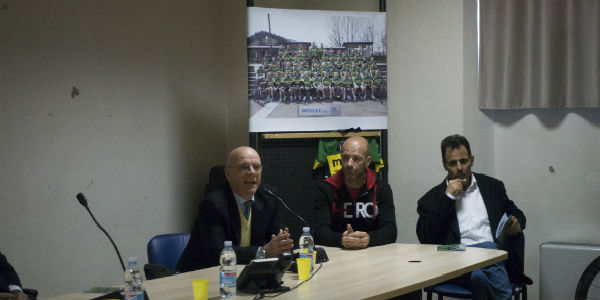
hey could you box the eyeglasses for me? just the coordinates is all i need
[226,163,262,173]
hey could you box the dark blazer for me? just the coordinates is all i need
[416,173,527,279]
[0,251,22,293]
[177,184,284,272]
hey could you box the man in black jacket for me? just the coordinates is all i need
[0,252,28,300]
[314,136,397,249]
[417,134,527,300]
[177,147,293,272]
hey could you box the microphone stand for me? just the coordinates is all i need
[262,188,328,263]
[263,188,308,227]
[77,193,126,272]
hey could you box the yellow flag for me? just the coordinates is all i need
[327,153,343,176]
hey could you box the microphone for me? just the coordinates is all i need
[262,187,308,227]
[76,193,126,272]
[262,188,329,264]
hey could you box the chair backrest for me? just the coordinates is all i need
[205,165,227,195]
[147,233,191,271]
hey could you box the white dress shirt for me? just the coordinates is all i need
[8,284,23,292]
[446,174,494,245]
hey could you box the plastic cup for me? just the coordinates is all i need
[300,249,316,267]
[296,258,312,280]
[192,279,209,300]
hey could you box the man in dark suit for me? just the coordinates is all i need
[0,252,28,300]
[177,147,293,272]
[417,134,527,300]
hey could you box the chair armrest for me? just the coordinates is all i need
[144,263,175,280]
[23,288,38,300]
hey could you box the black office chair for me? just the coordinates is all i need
[23,288,38,300]
[205,165,227,195]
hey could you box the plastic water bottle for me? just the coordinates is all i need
[220,241,237,298]
[124,257,144,300]
[299,226,315,275]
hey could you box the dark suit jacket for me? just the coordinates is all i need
[416,173,527,278]
[0,251,22,293]
[177,184,284,272]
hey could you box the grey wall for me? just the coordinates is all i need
[1,0,228,297]
[388,0,471,248]
[492,110,600,300]
[1,1,598,299]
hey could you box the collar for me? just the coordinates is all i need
[466,174,478,192]
[233,192,254,208]
[325,167,377,190]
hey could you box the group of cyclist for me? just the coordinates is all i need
[252,44,387,103]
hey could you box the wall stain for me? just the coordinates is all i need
[71,86,80,98]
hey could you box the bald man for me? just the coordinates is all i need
[177,147,293,272]
[313,137,397,249]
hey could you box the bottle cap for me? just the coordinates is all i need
[127,257,138,265]
[303,226,310,232]
[224,240,232,247]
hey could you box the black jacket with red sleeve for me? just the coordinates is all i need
[313,167,397,247]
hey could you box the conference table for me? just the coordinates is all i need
[46,243,507,300]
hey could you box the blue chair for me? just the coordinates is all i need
[425,282,528,300]
[144,233,191,280]
[426,230,532,299]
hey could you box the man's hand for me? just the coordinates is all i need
[446,179,467,197]
[341,224,370,249]
[506,216,521,236]
[0,293,14,300]
[263,228,294,257]
[0,291,29,300]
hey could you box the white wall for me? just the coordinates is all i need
[387,0,470,244]
[224,0,251,151]
[493,109,600,300]
[0,0,227,297]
